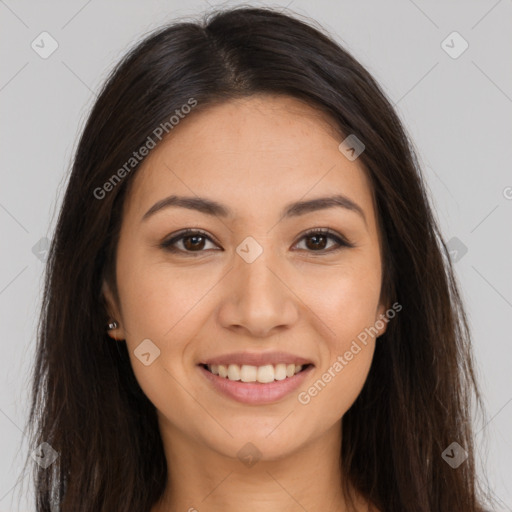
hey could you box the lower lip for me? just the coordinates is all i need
[198,364,314,405]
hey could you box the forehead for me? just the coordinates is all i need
[123,94,377,227]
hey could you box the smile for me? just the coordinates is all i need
[198,363,314,405]
[203,363,310,383]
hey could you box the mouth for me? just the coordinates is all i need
[197,362,314,405]
[199,362,313,384]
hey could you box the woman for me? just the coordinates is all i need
[22,6,493,511]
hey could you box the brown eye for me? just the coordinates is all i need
[294,229,353,253]
[160,228,354,255]
[182,234,207,251]
[304,233,329,251]
[160,229,219,254]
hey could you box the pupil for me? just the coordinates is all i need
[308,234,326,250]
[185,235,204,250]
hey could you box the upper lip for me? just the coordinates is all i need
[200,351,314,367]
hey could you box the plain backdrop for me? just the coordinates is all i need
[0,0,511,510]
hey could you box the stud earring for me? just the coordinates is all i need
[107,320,119,330]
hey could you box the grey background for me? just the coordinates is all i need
[1,0,511,510]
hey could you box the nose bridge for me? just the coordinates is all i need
[219,234,298,336]
[239,251,277,295]
[236,235,284,304]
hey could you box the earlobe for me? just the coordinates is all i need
[375,302,390,338]
[106,320,122,340]
[102,280,125,341]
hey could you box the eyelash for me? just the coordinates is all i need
[159,228,355,255]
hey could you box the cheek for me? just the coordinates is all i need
[297,341,375,427]
[304,259,383,345]
[115,261,207,400]
[115,252,225,391]
[296,256,381,415]
[116,245,212,338]
[297,264,380,419]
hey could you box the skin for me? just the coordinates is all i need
[103,94,388,512]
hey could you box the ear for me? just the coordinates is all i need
[375,301,390,338]
[102,280,125,341]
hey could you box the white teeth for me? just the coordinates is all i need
[240,365,257,382]
[206,363,307,383]
[274,363,287,381]
[227,364,241,381]
[257,364,274,383]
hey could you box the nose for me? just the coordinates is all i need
[217,246,299,338]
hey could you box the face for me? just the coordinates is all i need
[103,94,389,462]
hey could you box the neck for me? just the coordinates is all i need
[150,419,368,512]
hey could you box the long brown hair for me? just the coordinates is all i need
[20,6,492,511]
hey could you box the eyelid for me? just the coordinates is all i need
[296,227,355,248]
[159,227,355,254]
[160,228,221,252]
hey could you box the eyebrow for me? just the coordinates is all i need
[141,193,367,225]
